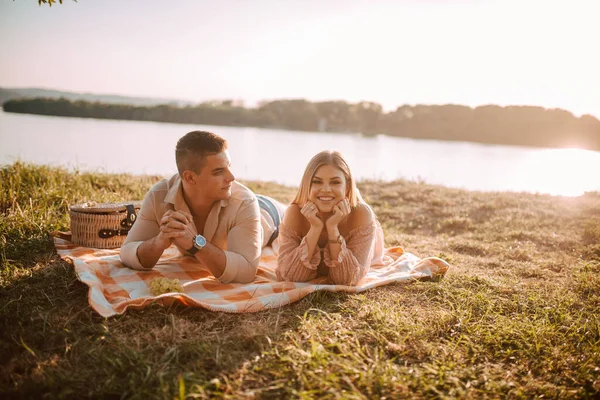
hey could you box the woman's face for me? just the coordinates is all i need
[308,164,348,213]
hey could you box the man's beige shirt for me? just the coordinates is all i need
[120,174,262,283]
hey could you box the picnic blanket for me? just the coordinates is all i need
[54,236,450,317]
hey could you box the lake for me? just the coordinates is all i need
[1,110,599,196]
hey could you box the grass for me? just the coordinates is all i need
[1,161,599,399]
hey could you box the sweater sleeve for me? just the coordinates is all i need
[323,223,377,286]
[275,224,320,282]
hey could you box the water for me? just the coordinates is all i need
[1,110,599,196]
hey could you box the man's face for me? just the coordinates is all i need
[192,151,235,202]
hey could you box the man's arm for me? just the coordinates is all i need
[189,241,228,278]
[120,190,182,270]
[218,198,262,283]
[171,199,261,283]
[135,210,186,268]
[164,210,229,278]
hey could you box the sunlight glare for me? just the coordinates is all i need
[520,148,600,196]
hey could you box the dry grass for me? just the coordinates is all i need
[1,162,599,399]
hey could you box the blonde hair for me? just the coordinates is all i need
[293,150,364,207]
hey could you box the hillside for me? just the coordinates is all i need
[0,87,194,107]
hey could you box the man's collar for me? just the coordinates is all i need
[164,175,184,210]
[219,198,230,208]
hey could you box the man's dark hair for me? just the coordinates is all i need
[175,131,228,175]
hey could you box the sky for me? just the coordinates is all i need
[1,0,599,116]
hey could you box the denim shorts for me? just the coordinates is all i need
[256,194,281,246]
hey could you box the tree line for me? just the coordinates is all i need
[3,97,600,150]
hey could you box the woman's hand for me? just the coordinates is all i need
[301,201,324,231]
[326,199,351,230]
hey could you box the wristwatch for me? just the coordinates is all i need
[187,234,207,255]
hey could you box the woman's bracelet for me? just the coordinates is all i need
[328,235,342,244]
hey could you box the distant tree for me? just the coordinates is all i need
[3,97,600,150]
[37,0,77,6]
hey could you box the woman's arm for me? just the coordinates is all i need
[325,204,377,286]
[275,204,321,282]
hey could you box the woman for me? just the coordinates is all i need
[276,150,385,286]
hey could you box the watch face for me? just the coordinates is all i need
[195,235,207,247]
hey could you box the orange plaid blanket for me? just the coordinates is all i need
[54,237,450,317]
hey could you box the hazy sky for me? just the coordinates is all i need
[1,0,598,116]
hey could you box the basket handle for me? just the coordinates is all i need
[121,204,137,228]
[97,204,138,239]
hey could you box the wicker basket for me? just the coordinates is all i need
[69,201,142,249]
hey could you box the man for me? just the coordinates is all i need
[120,130,283,283]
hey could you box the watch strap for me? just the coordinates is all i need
[187,244,199,255]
